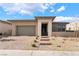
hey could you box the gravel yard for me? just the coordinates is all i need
[0,36,37,50]
[51,37,79,51]
[0,36,79,51]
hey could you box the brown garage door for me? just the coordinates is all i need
[16,26,36,36]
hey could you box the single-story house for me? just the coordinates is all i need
[7,16,69,38]
[1,16,76,38]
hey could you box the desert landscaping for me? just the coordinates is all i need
[0,36,79,51]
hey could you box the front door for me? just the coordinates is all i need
[41,23,48,36]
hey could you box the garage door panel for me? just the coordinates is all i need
[16,26,36,36]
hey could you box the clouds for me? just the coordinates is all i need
[57,6,65,12]
[50,5,66,13]
[0,3,54,15]
[50,9,55,13]
[0,3,66,15]
[54,16,79,22]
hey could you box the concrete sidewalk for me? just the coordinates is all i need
[0,50,79,56]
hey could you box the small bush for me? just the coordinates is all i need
[52,39,55,40]
[36,37,38,39]
[57,45,61,47]
[63,39,66,41]
[32,44,37,47]
[36,36,39,39]
[0,33,2,35]
[62,41,64,43]
[34,40,38,43]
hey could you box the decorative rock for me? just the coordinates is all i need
[32,43,39,47]
[32,44,37,47]
[34,40,38,43]
[57,45,61,48]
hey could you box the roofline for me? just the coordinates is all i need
[52,22,69,24]
[0,20,12,25]
[7,19,36,22]
[35,16,56,19]
[7,16,56,22]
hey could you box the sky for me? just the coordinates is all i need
[0,3,79,22]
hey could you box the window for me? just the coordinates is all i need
[58,28,61,31]
[52,23,66,32]
[62,28,65,31]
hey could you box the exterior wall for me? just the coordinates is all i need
[52,32,79,37]
[0,22,12,35]
[11,21,36,35]
[12,21,36,26]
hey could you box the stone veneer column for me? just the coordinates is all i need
[48,20,52,39]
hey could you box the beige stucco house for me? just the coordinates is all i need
[7,16,69,38]
[8,16,55,39]
[0,16,70,38]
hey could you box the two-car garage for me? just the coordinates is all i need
[16,26,36,36]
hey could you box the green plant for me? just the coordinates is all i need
[32,44,37,47]
[34,40,38,43]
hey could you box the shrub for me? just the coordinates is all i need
[62,41,64,43]
[32,44,37,47]
[0,33,2,35]
[63,39,66,41]
[34,40,38,43]
[57,45,61,47]
[36,36,39,39]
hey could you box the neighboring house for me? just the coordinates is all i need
[66,22,79,31]
[7,16,69,38]
[0,20,12,36]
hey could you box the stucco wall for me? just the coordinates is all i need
[0,22,12,35]
[12,21,36,26]
[52,32,79,37]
